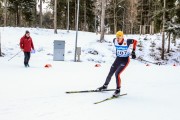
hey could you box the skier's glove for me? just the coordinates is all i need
[131,50,136,59]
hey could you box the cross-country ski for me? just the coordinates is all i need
[94,93,127,104]
[66,89,116,94]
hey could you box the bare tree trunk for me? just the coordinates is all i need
[34,0,37,27]
[143,25,145,34]
[161,0,166,60]
[100,0,105,42]
[140,0,143,35]
[16,6,20,26]
[113,0,116,34]
[94,2,98,34]
[40,0,43,27]
[0,32,2,56]
[151,21,154,34]
[75,0,77,30]
[83,1,87,31]
[167,32,171,53]
[67,0,69,32]
[173,34,177,46]
[54,0,57,34]
[131,22,133,34]
[140,25,142,35]
[4,0,7,27]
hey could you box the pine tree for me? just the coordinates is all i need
[136,0,154,34]
[49,0,95,31]
[8,0,21,26]
[8,0,36,26]
[21,0,36,26]
[82,0,95,32]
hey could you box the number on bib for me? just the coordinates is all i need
[117,50,127,55]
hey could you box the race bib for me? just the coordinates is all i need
[113,38,131,57]
[116,46,130,57]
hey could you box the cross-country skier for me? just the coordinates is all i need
[20,30,35,67]
[97,31,137,97]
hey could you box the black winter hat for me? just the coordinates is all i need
[25,30,30,34]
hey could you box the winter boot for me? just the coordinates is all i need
[24,63,28,67]
[97,85,107,91]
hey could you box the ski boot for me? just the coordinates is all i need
[113,88,120,97]
[97,85,107,91]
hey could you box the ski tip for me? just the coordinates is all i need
[112,93,127,98]
[118,93,127,96]
[65,92,72,94]
[94,102,97,104]
[94,102,101,104]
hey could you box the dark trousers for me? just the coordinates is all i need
[24,52,31,66]
[104,57,130,89]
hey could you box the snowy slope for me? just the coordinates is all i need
[1,27,180,65]
[0,27,180,120]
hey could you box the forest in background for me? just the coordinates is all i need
[0,0,179,34]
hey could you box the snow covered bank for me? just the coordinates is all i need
[1,27,180,65]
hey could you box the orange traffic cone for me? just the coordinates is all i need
[95,64,101,67]
[146,64,150,66]
[44,64,52,68]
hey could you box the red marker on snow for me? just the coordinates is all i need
[95,64,101,67]
[45,64,52,68]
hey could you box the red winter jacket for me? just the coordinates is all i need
[20,35,34,52]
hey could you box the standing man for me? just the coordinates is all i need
[20,30,34,67]
[97,31,137,97]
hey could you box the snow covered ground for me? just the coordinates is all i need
[0,27,180,120]
[1,27,180,64]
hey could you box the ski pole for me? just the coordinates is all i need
[8,50,22,61]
